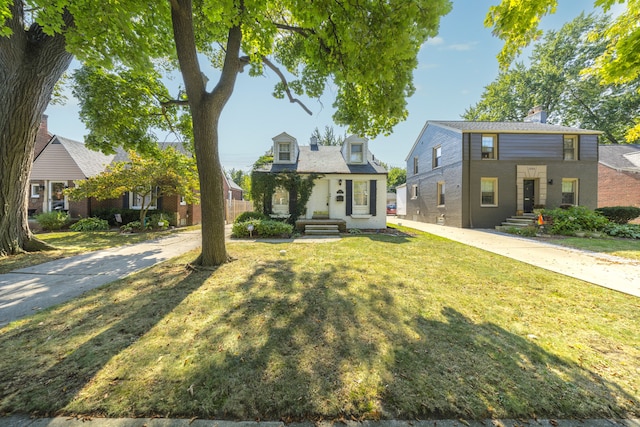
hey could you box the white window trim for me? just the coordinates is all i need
[411,184,419,200]
[31,184,40,198]
[277,142,291,162]
[480,177,498,207]
[352,180,369,214]
[563,135,578,161]
[350,143,364,164]
[130,187,158,210]
[272,186,289,215]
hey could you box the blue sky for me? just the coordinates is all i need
[44,0,600,172]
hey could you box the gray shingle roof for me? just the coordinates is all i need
[56,137,115,178]
[599,144,640,171]
[430,120,602,134]
[263,145,386,174]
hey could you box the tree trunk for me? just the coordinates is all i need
[171,0,242,266]
[0,2,73,256]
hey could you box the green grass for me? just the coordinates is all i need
[0,228,638,421]
[0,227,200,274]
[534,235,640,261]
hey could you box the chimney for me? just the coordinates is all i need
[524,106,547,124]
[34,114,53,158]
[310,136,319,151]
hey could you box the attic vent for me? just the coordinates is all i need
[52,140,61,144]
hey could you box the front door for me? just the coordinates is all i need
[523,179,535,213]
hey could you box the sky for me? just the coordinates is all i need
[44,0,602,172]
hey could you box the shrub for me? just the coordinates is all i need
[70,217,110,232]
[120,220,151,233]
[234,211,269,224]
[232,219,293,238]
[148,213,170,230]
[603,223,640,239]
[595,206,640,224]
[504,225,539,237]
[545,206,609,235]
[35,211,70,231]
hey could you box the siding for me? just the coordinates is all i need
[30,143,86,180]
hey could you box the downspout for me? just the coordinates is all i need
[467,133,473,228]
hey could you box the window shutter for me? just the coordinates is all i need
[346,180,353,216]
[123,193,129,209]
[370,180,377,216]
[289,188,297,217]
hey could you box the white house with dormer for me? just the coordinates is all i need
[257,132,388,231]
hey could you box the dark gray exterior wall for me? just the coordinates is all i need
[405,124,464,226]
[406,123,599,229]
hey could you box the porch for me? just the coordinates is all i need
[295,218,347,234]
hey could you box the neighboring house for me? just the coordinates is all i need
[28,119,206,226]
[403,114,601,228]
[598,144,640,210]
[254,132,387,230]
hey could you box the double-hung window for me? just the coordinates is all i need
[562,179,578,205]
[131,187,158,210]
[272,187,289,214]
[563,136,578,160]
[481,178,498,206]
[411,184,419,199]
[350,143,364,163]
[353,180,369,214]
[278,142,291,161]
[433,146,442,168]
[481,134,497,159]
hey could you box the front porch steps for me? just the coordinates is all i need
[495,213,537,231]
[304,224,340,235]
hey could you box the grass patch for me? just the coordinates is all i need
[533,235,640,261]
[0,227,200,274]
[0,232,638,421]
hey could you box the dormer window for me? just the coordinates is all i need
[278,142,291,161]
[350,143,363,163]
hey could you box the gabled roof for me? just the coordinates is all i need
[263,145,386,174]
[55,137,116,177]
[429,120,602,134]
[31,136,115,180]
[599,144,640,172]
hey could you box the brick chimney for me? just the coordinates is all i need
[34,114,53,159]
[524,106,547,124]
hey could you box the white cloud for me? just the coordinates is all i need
[446,42,478,51]
[423,36,444,46]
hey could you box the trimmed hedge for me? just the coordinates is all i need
[232,219,293,238]
[35,211,70,231]
[596,206,640,224]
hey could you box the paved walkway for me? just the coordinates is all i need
[387,218,640,298]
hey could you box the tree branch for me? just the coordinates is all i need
[262,57,313,116]
[273,23,313,37]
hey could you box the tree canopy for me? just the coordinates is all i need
[466,13,640,144]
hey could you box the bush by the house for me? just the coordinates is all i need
[148,213,170,230]
[35,211,70,231]
[603,223,640,239]
[70,217,110,232]
[93,208,177,227]
[545,206,609,235]
[595,206,640,224]
[120,220,151,233]
[234,211,269,224]
[232,219,293,238]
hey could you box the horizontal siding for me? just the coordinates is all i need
[579,134,598,161]
[470,133,600,161]
[31,144,87,180]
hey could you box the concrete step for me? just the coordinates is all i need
[305,228,340,235]
[305,224,339,230]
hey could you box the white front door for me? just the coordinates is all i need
[308,179,330,218]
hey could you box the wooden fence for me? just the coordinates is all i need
[225,199,254,223]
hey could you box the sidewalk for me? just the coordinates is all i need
[0,230,202,327]
[387,217,640,298]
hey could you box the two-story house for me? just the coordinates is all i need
[254,132,387,231]
[404,117,601,228]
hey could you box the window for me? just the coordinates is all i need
[411,184,419,199]
[272,187,289,214]
[353,180,368,206]
[433,145,442,168]
[437,182,445,206]
[563,136,578,160]
[278,142,291,161]
[131,187,158,210]
[562,179,578,205]
[180,195,187,206]
[31,184,40,198]
[481,178,498,206]
[350,143,364,163]
[481,134,497,159]
[413,157,419,174]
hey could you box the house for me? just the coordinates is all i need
[598,144,640,212]
[403,115,601,228]
[27,119,209,225]
[254,132,387,231]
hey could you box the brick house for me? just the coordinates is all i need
[598,144,640,221]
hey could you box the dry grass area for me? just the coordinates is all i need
[0,227,638,421]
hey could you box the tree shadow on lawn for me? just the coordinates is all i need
[0,259,210,416]
[136,260,638,420]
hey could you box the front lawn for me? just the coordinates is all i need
[0,228,637,421]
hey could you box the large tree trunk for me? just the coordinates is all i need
[0,1,73,256]
[171,0,242,266]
